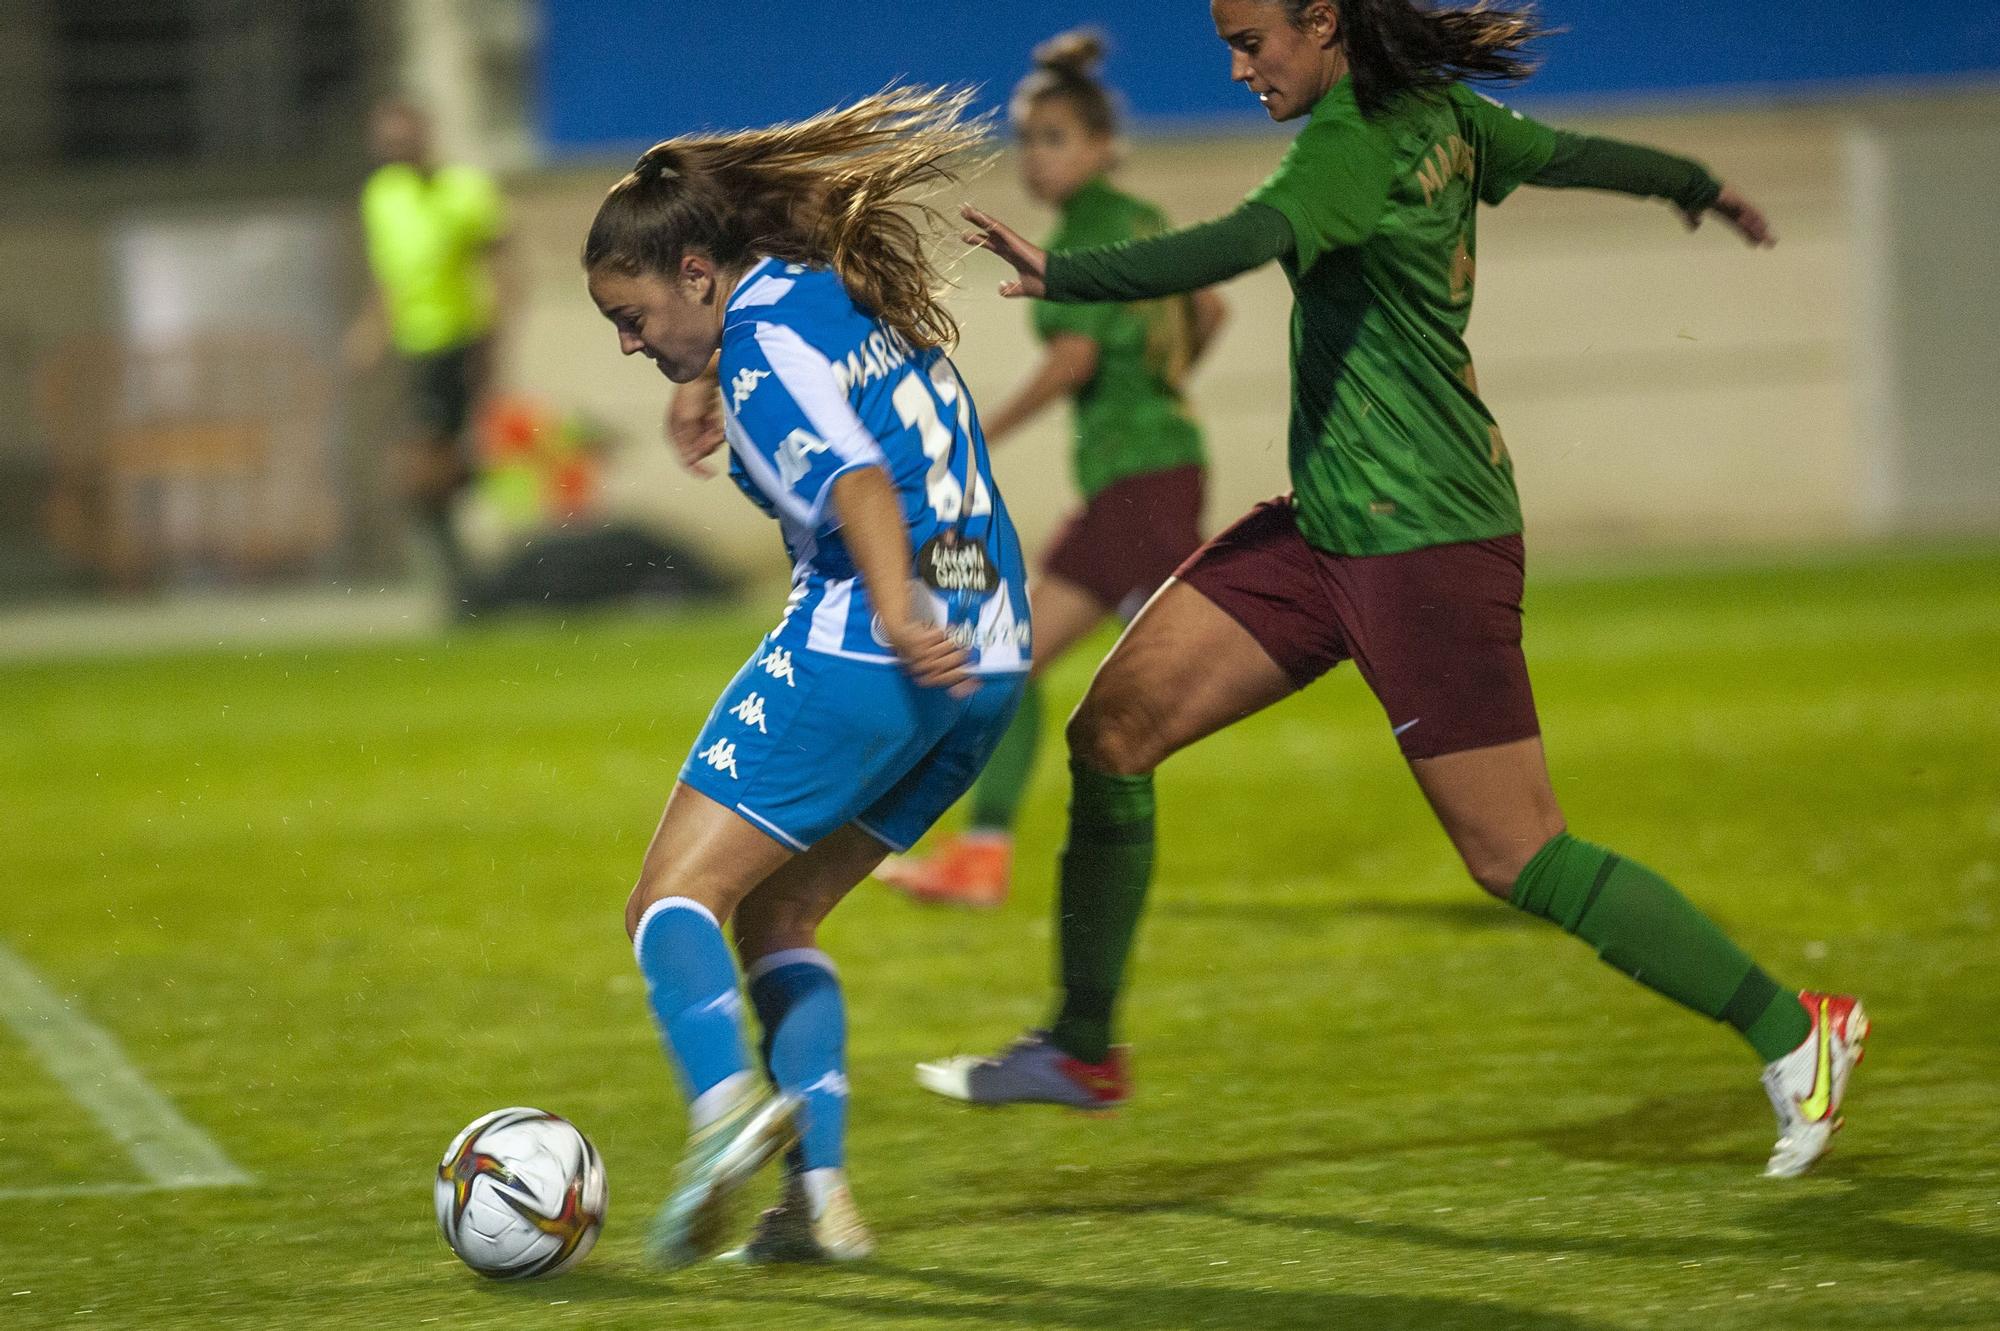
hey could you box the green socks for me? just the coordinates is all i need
[968,680,1042,834]
[1511,833,1811,1062]
[1048,761,1155,1063]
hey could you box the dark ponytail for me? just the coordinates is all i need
[1010,28,1120,136]
[1288,0,1553,117]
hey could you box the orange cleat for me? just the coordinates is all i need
[875,833,1011,908]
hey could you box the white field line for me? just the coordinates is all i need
[0,1179,244,1202]
[0,943,251,1191]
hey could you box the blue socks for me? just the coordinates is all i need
[747,949,848,1172]
[632,899,753,1117]
[632,900,849,1171]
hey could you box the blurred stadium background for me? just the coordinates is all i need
[1,0,1995,644]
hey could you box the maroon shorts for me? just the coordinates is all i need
[1043,464,1206,616]
[1175,496,1539,761]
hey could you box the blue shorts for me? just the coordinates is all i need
[678,638,1026,853]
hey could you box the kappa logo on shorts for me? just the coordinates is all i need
[729,692,770,734]
[760,646,797,687]
[697,737,741,779]
[730,367,770,409]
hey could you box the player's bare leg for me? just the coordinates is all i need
[1410,738,1866,1176]
[626,785,804,1267]
[1406,736,1566,899]
[919,579,1295,1107]
[722,825,884,1262]
[878,574,1109,907]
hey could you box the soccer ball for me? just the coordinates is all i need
[435,1107,608,1279]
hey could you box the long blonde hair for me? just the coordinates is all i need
[583,85,991,350]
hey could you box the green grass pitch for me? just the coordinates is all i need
[2,545,1997,1330]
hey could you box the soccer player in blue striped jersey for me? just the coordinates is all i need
[582,88,1027,1267]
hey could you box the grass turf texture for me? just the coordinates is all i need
[2,545,1997,1331]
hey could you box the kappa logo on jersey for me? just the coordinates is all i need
[730,367,770,409]
[760,646,797,687]
[775,428,831,490]
[697,737,741,779]
[729,692,769,734]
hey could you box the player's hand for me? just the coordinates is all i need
[665,379,726,477]
[882,617,976,697]
[1683,186,1776,249]
[961,205,1049,300]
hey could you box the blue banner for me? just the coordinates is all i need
[540,1,2000,152]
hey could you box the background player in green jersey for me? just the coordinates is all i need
[878,31,1228,908]
[922,0,1869,1179]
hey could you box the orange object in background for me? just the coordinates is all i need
[474,394,611,529]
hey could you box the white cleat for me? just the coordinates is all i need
[647,1087,802,1268]
[1761,991,1870,1178]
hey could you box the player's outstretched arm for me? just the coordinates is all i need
[965,201,1292,306]
[961,206,1049,299]
[979,334,1100,444]
[829,466,974,696]
[1685,185,1776,249]
[1528,132,1777,249]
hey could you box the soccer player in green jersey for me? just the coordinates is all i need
[919,0,1869,1179]
[878,31,1227,908]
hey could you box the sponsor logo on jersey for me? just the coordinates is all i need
[917,531,1000,594]
[830,327,914,396]
[697,737,741,779]
[729,691,769,734]
[760,646,797,687]
[730,367,770,409]
[774,428,831,490]
[940,616,1034,652]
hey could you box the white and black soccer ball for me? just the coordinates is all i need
[435,1107,608,1279]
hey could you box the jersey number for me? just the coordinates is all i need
[892,361,992,523]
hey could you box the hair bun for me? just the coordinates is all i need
[635,143,684,181]
[1033,28,1106,78]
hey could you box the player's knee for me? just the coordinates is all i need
[1466,858,1520,901]
[1066,693,1164,776]
[622,880,656,939]
[731,894,819,960]
[1461,828,1563,902]
[624,870,732,939]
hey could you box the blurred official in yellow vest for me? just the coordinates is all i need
[347,98,513,607]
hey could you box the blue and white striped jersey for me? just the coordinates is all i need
[718,257,1030,675]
